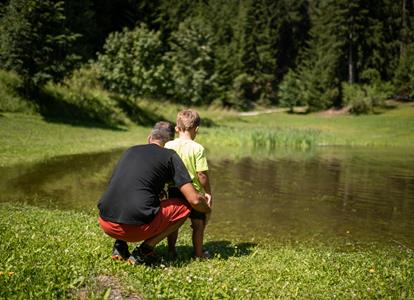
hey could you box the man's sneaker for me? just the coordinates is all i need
[128,244,160,266]
[111,240,130,261]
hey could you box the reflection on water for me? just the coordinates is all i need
[1,147,414,248]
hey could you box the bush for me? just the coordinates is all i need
[278,69,302,112]
[39,65,129,127]
[0,70,37,113]
[165,18,218,105]
[342,80,393,114]
[96,24,167,99]
[227,73,256,110]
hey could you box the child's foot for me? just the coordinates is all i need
[194,250,211,260]
[167,250,178,260]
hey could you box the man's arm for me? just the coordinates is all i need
[179,182,211,213]
[197,170,211,195]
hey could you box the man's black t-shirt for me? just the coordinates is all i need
[98,144,192,225]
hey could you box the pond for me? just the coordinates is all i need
[1,147,414,249]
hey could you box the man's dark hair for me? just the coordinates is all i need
[150,121,175,142]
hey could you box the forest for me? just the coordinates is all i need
[1,0,413,117]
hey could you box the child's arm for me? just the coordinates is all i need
[197,170,212,225]
[197,170,212,199]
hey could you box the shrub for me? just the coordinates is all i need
[96,24,167,99]
[40,65,129,127]
[0,70,37,113]
[278,69,302,112]
[227,73,256,110]
[342,80,393,114]
[165,18,218,106]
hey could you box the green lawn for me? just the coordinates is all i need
[0,113,148,167]
[1,105,414,298]
[1,102,414,167]
[1,204,413,299]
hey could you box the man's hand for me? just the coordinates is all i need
[179,183,211,213]
[204,193,212,226]
[205,193,212,207]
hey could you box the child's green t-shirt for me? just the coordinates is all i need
[165,138,208,192]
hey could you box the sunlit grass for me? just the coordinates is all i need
[1,103,414,167]
[0,113,148,167]
[1,203,413,299]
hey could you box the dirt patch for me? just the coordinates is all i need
[238,108,287,116]
[73,275,144,300]
[318,106,351,117]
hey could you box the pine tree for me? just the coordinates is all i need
[297,0,346,110]
[165,17,217,105]
[0,0,80,93]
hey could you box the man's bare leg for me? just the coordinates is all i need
[129,217,187,265]
[145,217,186,248]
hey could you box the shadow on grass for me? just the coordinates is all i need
[200,117,218,128]
[156,240,257,266]
[29,87,166,130]
[115,96,164,127]
[33,88,126,130]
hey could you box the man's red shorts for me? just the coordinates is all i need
[98,198,191,242]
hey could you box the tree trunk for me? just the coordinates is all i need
[348,14,354,84]
[401,0,407,57]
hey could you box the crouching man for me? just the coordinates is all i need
[97,121,211,265]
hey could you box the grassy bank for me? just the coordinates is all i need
[0,203,413,299]
[1,102,414,167]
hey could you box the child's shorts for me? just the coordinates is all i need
[189,209,206,221]
[168,187,206,221]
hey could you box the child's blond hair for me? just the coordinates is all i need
[176,109,201,131]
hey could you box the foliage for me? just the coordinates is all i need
[97,24,167,99]
[165,18,218,105]
[40,66,129,128]
[342,79,393,114]
[394,45,414,98]
[296,0,348,111]
[278,69,302,112]
[0,70,37,113]
[0,0,80,92]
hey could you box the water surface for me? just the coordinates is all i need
[1,147,413,248]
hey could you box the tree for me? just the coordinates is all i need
[296,1,346,111]
[96,24,167,99]
[0,0,80,93]
[278,69,302,112]
[164,18,217,105]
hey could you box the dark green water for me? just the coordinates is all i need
[1,147,413,248]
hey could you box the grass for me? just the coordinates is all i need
[1,203,413,299]
[0,113,149,167]
[0,70,37,113]
[1,102,414,167]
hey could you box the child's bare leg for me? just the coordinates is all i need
[191,218,205,258]
[167,229,178,258]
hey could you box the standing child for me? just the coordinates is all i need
[165,109,212,259]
